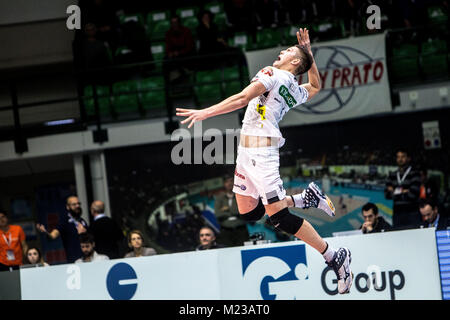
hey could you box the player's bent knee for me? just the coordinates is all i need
[240,198,265,222]
[269,207,304,235]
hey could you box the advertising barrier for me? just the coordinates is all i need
[17,228,441,300]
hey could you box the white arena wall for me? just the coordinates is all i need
[16,228,442,300]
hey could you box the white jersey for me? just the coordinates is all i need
[240,66,309,147]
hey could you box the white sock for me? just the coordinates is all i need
[290,193,306,209]
[322,242,336,263]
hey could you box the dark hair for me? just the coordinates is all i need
[419,198,438,209]
[65,195,79,205]
[26,246,44,264]
[199,225,216,237]
[198,10,214,22]
[79,232,95,244]
[396,148,409,156]
[128,229,145,245]
[0,209,7,217]
[362,202,378,215]
[294,45,313,75]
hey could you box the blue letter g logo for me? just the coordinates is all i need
[106,263,138,300]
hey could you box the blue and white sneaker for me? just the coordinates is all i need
[327,247,353,294]
[301,182,336,217]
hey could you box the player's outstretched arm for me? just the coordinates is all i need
[297,28,321,101]
[176,81,266,128]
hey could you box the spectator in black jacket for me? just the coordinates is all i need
[195,226,225,251]
[89,200,124,259]
[385,149,422,229]
[359,202,392,234]
[418,198,449,230]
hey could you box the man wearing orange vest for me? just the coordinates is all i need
[0,209,28,272]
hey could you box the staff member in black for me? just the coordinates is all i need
[385,149,422,229]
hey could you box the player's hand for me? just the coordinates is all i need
[297,28,311,53]
[176,108,209,128]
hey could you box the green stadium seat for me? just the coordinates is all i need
[147,11,171,41]
[228,32,252,51]
[204,1,224,14]
[195,69,223,105]
[213,12,228,32]
[176,7,199,34]
[112,80,139,113]
[421,38,448,77]
[223,80,241,97]
[114,46,132,59]
[83,85,111,116]
[391,43,419,81]
[223,66,240,80]
[255,28,282,49]
[119,13,145,28]
[139,77,166,109]
[150,42,166,71]
[282,26,300,45]
[428,6,448,23]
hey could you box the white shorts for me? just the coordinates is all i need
[233,145,286,205]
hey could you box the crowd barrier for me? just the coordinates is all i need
[0,228,445,300]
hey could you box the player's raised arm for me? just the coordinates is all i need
[297,28,321,101]
[176,81,266,128]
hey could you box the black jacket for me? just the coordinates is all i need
[90,215,124,259]
[417,214,450,231]
[385,165,422,213]
[360,216,392,234]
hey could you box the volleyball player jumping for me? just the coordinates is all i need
[177,28,352,294]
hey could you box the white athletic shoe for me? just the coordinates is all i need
[327,247,353,294]
[301,182,336,217]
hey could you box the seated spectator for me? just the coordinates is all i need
[25,247,49,267]
[164,15,195,82]
[81,23,112,69]
[359,202,392,234]
[418,198,449,230]
[75,233,109,263]
[0,209,27,272]
[255,0,277,28]
[124,230,157,258]
[197,10,229,56]
[118,19,153,65]
[224,0,257,34]
[196,226,225,251]
[80,0,120,50]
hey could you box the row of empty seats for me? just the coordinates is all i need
[83,65,249,118]
[390,37,449,82]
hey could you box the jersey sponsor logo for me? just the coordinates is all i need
[234,183,247,191]
[235,170,246,180]
[278,85,297,109]
[260,67,273,76]
[256,104,266,120]
[241,244,308,300]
